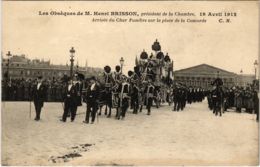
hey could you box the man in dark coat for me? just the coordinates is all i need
[32,76,47,121]
[83,76,100,124]
[60,77,78,122]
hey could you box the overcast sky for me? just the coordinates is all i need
[2,1,259,75]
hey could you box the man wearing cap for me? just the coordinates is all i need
[31,76,47,121]
[61,77,78,122]
[83,76,100,124]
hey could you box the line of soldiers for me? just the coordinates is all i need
[171,86,206,111]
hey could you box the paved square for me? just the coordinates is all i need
[1,101,258,165]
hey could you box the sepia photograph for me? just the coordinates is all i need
[1,0,259,166]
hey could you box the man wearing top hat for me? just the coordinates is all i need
[31,76,47,121]
[66,73,83,118]
[83,76,100,124]
[60,77,78,122]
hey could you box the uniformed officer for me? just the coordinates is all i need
[83,76,100,124]
[235,87,243,112]
[103,65,114,117]
[117,75,131,120]
[113,65,122,84]
[211,86,222,116]
[180,87,187,110]
[112,65,122,115]
[244,87,254,113]
[131,70,140,114]
[144,77,154,115]
[31,76,47,121]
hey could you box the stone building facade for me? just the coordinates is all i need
[2,54,102,80]
[174,64,254,89]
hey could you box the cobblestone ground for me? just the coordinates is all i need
[1,100,259,165]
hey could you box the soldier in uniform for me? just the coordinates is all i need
[235,87,243,112]
[83,76,100,124]
[117,75,131,120]
[244,87,254,113]
[113,65,122,84]
[144,77,155,115]
[223,88,230,111]
[102,65,114,117]
[207,88,213,110]
[187,87,193,104]
[132,81,140,114]
[60,77,78,122]
[128,69,140,114]
[127,70,134,110]
[180,87,187,110]
[31,76,47,121]
[230,87,235,107]
[211,86,223,116]
[112,65,122,116]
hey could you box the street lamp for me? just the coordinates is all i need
[6,51,12,80]
[69,47,75,78]
[240,69,243,87]
[119,57,124,74]
[254,60,258,80]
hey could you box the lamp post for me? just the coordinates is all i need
[240,69,243,87]
[119,57,124,74]
[69,47,75,78]
[6,51,12,80]
[254,60,258,80]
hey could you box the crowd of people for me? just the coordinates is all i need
[1,63,208,123]
[207,80,259,120]
[2,78,68,102]
[2,72,259,123]
[2,68,259,123]
[171,87,206,112]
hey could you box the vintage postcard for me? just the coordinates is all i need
[1,0,259,166]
